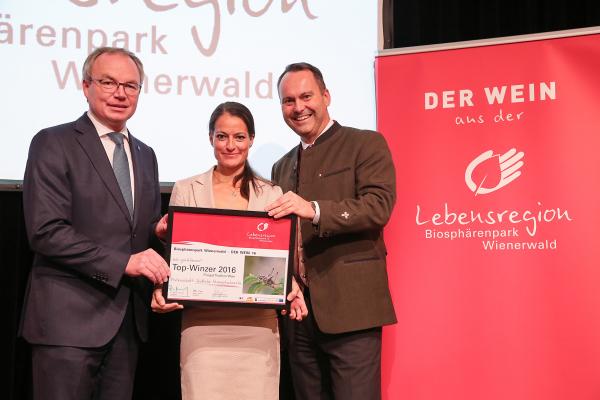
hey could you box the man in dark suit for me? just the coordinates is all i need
[266,62,397,400]
[20,47,170,400]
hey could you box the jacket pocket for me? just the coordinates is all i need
[320,166,351,178]
[343,254,381,264]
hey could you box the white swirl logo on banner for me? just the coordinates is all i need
[465,148,524,195]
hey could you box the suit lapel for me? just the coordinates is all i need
[248,182,258,211]
[191,169,214,208]
[290,145,302,193]
[248,179,265,211]
[74,114,132,226]
[129,133,144,229]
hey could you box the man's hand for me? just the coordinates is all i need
[281,277,308,321]
[154,214,168,241]
[124,248,170,284]
[151,285,183,313]
[265,191,315,220]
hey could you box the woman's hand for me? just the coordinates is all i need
[154,214,169,241]
[282,277,308,321]
[151,284,184,313]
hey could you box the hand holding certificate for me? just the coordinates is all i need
[163,206,296,309]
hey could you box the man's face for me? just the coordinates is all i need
[82,53,141,131]
[278,70,330,144]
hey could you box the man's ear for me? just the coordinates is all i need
[323,89,331,107]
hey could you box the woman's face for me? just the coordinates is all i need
[210,112,253,173]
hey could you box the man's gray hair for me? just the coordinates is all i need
[82,47,144,83]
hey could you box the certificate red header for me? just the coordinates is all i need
[170,209,292,250]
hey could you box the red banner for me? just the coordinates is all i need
[376,32,600,400]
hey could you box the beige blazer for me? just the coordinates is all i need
[170,167,283,210]
[169,167,284,328]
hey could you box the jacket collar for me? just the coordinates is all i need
[73,112,140,227]
[191,167,264,210]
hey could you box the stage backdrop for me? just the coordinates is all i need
[0,0,378,182]
[376,29,600,400]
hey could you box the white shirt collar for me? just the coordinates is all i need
[87,110,129,139]
[300,119,334,149]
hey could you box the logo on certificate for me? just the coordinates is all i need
[257,222,269,231]
[248,221,276,243]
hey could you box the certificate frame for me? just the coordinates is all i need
[164,206,296,309]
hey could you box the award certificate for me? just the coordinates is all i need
[164,206,296,308]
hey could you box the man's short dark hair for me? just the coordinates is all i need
[277,62,327,93]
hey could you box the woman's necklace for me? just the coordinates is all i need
[213,171,241,197]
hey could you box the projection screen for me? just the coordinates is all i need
[0,1,378,183]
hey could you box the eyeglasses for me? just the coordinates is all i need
[90,78,142,96]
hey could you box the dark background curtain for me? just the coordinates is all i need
[1,189,182,400]
[3,1,600,399]
[384,0,600,49]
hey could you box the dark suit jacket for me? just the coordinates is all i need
[272,122,397,334]
[19,113,162,347]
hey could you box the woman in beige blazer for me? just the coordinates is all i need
[152,102,306,400]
